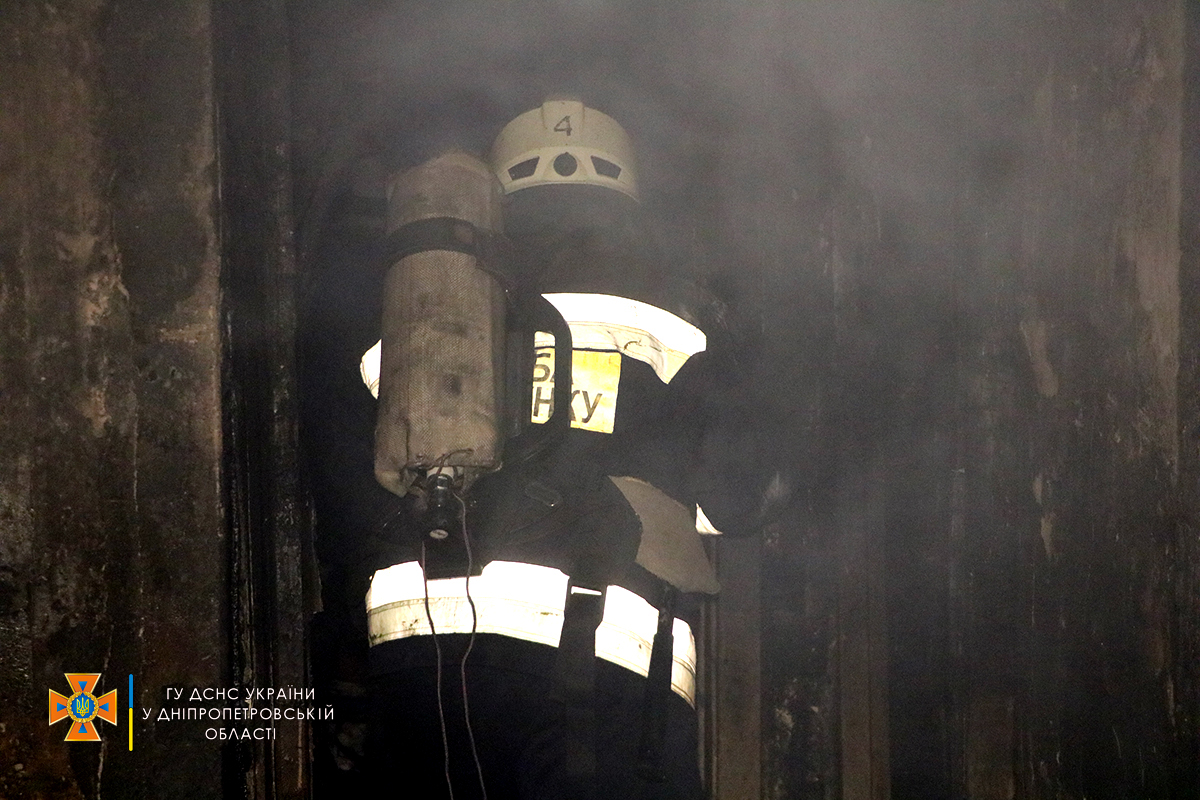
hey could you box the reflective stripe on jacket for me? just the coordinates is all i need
[367,560,698,706]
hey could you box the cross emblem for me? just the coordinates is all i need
[48,673,117,742]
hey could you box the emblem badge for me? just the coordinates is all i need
[48,673,117,742]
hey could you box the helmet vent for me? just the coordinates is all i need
[591,157,622,180]
[552,152,578,176]
[507,158,539,181]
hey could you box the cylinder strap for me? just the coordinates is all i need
[379,216,514,291]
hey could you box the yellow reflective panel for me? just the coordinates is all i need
[531,346,622,434]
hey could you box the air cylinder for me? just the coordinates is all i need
[374,151,506,497]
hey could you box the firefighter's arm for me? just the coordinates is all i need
[668,349,793,538]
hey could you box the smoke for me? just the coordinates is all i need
[293,0,970,477]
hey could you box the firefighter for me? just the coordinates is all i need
[331,99,775,799]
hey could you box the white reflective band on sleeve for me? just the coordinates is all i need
[366,560,698,706]
[538,293,706,384]
[360,339,381,397]
[695,504,723,535]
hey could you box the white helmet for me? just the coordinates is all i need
[490,98,639,201]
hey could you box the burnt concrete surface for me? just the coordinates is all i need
[217,0,313,795]
[0,1,227,797]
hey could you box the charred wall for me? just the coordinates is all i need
[668,1,1196,798]
[746,1,1195,798]
[217,0,313,795]
[1174,0,1200,792]
[0,1,310,798]
[0,1,227,796]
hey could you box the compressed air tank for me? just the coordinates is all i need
[374,151,506,497]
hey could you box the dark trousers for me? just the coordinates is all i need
[366,634,703,799]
